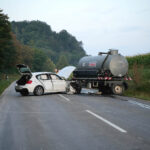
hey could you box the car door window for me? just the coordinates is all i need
[40,74,48,80]
[51,74,61,80]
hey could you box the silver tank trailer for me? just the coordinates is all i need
[77,50,128,77]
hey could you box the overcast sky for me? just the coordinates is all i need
[1,0,150,56]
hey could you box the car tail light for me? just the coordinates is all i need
[26,80,32,84]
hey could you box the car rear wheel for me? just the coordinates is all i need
[34,86,44,96]
[20,91,29,96]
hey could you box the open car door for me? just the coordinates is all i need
[16,64,32,75]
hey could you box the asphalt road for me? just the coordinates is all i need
[0,82,150,150]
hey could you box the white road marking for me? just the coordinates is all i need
[58,94,70,102]
[129,100,150,110]
[86,110,127,133]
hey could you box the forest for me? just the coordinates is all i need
[0,9,86,74]
[11,20,86,68]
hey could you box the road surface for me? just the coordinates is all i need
[0,82,150,150]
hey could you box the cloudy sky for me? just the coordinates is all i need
[1,0,150,56]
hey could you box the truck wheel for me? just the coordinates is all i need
[111,84,124,95]
[34,86,44,96]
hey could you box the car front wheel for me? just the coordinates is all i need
[34,86,44,96]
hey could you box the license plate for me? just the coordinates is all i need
[15,86,22,90]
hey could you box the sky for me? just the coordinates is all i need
[1,0,150,56]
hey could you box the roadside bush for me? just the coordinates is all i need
[132,63,143,87]
[127,53,150,68]
[124,62,150,100]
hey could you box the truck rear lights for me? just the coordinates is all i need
[124,77,132,81]
[26,80,32,84]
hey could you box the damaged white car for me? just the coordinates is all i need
[15,64,75,96]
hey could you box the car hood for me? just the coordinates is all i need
[57,66,76,79]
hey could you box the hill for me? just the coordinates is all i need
[11,21,86,67]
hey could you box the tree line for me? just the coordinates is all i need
[11,20,86,67]
[0,9,86,74]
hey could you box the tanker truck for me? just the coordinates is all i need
[71,49,131,95]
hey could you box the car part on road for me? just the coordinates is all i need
[70,82,82,94]
[66,82,76,94]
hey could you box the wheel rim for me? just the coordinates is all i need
[36,87,43,95]
[114,85,122,94]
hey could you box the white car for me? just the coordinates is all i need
[15,64,74,96]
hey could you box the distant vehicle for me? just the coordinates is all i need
[72,49,132,95]
[15,64,73,96]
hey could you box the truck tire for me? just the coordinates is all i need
[34,86,44,96]
[111,84,124,95]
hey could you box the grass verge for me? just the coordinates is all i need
[123,66,150,101]
[124,87,150,101]
[0,74,19,95]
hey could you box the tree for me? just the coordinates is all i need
[57,55,69,69]
[42,58,56,72]
[32,49,47,71]
[11,21,86,66]
[0,9,16,72]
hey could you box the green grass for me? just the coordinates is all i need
[123,55,150,101]
[124,90,150,101]
[124,53,150,100]
[0,74,19,95]
[124,81,150,101]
